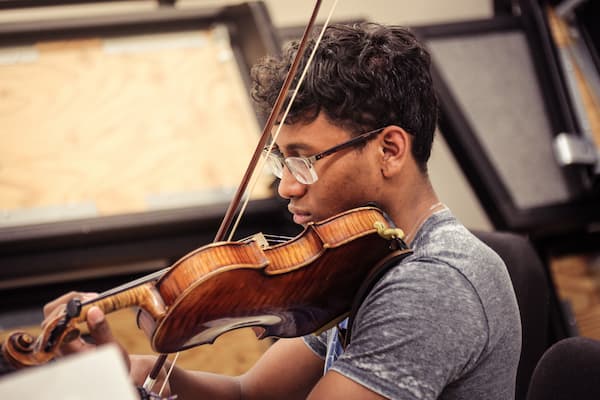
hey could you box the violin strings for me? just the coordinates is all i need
[262,234,294,244]
[80,267,169,306]
[239,233,293,243]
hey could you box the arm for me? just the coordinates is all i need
[137,337,387,400]
[165,337,387,400]
[243,338,384,400]
[44,293,387,399]
[165,338,324,400]
[43,292,324,398]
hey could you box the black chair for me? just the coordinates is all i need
[473,230,551,400]
[526,336,600,400]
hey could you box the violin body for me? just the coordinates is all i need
[146,206,407,352]
[2,206,408,368]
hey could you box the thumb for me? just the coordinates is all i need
[86,306,116,345]
[87,306,132,371]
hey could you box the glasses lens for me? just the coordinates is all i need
[264,151,284,178]
[285,157,318,184]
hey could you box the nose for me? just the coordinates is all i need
[277,166,307,199]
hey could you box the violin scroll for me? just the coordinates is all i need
[2,307,81,369]
[2,282,167,369]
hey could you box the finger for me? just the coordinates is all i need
[86,306,116,346]
[86,306,134,370]
[43,291,98,319]
[154,378,172,397]
[130,355,171,396]
[41,292,98,330]
[55,306,119,357]
[41,304,66,329]
[130,355,153,385]
[59,337,95,356]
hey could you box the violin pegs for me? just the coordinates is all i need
[2,330,59,369]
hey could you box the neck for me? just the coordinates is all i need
[403,201,446,244]
[381,175,444,245]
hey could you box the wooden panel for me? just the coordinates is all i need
[551,253,600,338]
[0,26,271,225]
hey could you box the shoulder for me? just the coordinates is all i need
[359,254,489,338]
[348,211,502,363]
[405,209,511,303]
[410,209,503,267]
[336,253,489,398]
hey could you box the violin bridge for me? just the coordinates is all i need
[248,232,269,249]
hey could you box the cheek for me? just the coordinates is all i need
[339,170,376,204]
[305,150,381,220]
[312,167,376,216]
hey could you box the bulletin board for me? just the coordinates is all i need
[0,21,267,226]
[0,2,294,302]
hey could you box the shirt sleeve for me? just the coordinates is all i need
[303,330,328,359]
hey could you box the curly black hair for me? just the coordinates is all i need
[251,22,438,172]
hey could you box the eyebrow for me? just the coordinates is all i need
[275,142,317,156]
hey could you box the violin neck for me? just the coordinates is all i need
[78,282,166,323]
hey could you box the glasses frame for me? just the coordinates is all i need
[264,127,385,184]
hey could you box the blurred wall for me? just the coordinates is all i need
[0,0,494,230]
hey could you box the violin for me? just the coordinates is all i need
[2,205,409,369]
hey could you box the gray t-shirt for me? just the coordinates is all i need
[304,209,522,399]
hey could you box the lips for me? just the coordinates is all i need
[288,205,312,225]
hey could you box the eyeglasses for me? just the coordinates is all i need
[263,127,385,185]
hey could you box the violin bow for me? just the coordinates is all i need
[215,0,326,242]
[223,0,341,243]
[143,0,341,393]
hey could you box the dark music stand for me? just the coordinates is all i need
[412,6,600,247]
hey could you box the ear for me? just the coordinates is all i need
[379,125,411,178]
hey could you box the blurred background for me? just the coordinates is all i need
[0,0,598,393]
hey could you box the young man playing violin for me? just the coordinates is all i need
[44,23,521,399]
